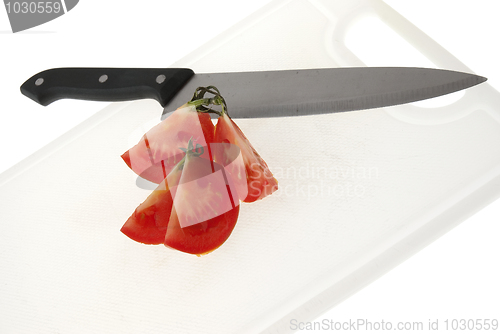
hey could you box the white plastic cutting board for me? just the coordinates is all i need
[1,1,500,333]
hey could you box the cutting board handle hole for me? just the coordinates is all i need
[344,15,435,68]
[409,90,465,109]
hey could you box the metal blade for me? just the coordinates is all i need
[162,67,486,119]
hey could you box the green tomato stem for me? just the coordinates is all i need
[187,85,229,117]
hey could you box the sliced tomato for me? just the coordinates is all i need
[164,151,240,255]
[121,104,215,184]
[121,87,277,254]
[213,113,278,203]
[122,144,240,255]
[209,142,248,204]
[120,166,182,245]
[165,204,239,255]
[120,187,172,245]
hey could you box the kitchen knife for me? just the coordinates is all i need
[20,67,486,119]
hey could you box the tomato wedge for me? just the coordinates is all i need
[121,104,215,184]
[213,112,278,203]
[121,141,240,255]
[165,204,239,255]
[121,86,278,255]
[120,181,174,245]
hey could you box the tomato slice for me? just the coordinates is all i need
[121,104,215,184]
[122,143,240,255]
[164,151,240,255]
[120,166,182,245]
[121,86,277,254]
[209,142,248,204]
[165,204,239,255]
[120,187,172,245]
[213,113,278,203]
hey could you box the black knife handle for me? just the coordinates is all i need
[20,68,194,107]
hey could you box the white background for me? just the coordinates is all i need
[1,1,498,333]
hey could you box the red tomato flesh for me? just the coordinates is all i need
[120,168,181,245]
[213,113,278,203]
[121,104,215,184]
[121,146,240,255]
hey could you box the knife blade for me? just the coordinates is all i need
[20,67,486,119]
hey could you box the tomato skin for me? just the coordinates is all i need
[121,99,277,254]
[120,168,182,245]
[121,105,215,184]
[164,203,239,255]
[214,113,278,203]
[164,152,240,255]
[120,188,172,245]
[122,147,240,255]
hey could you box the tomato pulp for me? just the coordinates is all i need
[121,86,279,255]
[121,104,215,184]
[121,142,240,255]
[214,113,278,203]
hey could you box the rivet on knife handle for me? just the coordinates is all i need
[20,68,194,107]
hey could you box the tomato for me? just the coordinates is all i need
[120,168,181,245]
[120,185,172,245]
[121,141,240,255]
[213,113,278,203]
[121,104,215,184]
[121,86,278,254]
[165,204,239,255]
[209,142,248,204]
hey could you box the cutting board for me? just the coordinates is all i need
[1,0,500,333]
